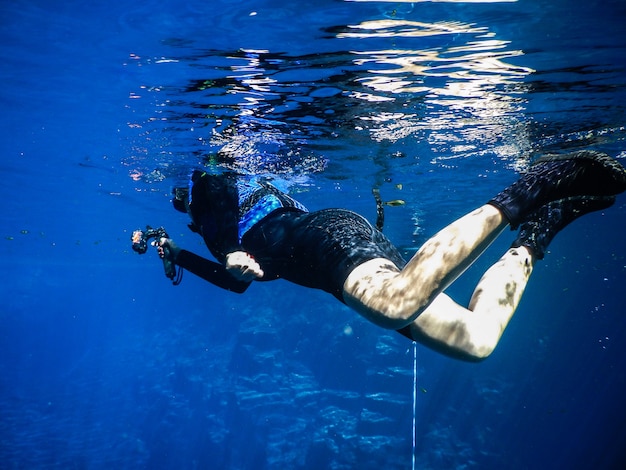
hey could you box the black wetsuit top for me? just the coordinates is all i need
[174,171,406,302]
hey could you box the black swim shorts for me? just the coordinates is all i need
[242,208,406,301]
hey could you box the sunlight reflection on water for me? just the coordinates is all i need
[337,16,534,160]
[125,7,535,181]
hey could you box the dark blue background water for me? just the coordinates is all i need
[2,0,625,468]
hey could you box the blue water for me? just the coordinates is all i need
[1,0,625,468]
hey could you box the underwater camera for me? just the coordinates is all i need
[131,226,181,284]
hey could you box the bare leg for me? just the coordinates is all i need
[342,151,626,359]
[407,246,534,361]
[343,204,507,329]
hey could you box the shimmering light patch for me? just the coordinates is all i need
[348,43,533,97]
[337,19,490,40]
[348,90,396,102]
[359,112,419,141]
[336,16,534,154]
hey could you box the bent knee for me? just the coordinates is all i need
[419,335,497,362]
[463,342,497,361]
[344,294,423,330]
[406,320,501,362]
[460,323,502,361]
[343,259,429,329]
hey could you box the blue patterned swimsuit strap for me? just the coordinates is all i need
[237,178,308,242]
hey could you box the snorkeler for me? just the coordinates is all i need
[154,150,626,361]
